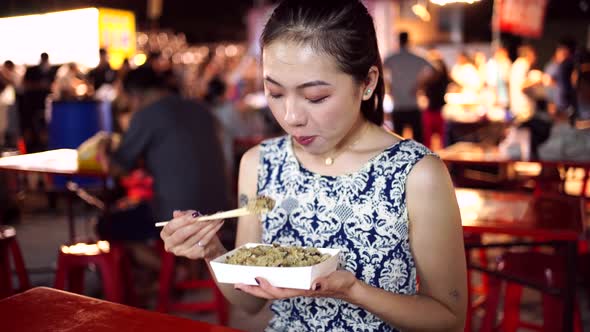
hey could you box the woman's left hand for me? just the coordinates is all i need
[234,270,360,301]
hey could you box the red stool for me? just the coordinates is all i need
[463,233,489,331]
[480,251,582,332]
[53,241,125,303]
[0,226,31,299]
[156,243,228,325]
[464,233,490,296]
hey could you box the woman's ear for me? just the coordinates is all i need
[362,66,379,101]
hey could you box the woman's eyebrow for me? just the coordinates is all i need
[264,75,331,89]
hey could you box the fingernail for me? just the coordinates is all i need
[314,283,321,291]
[255,278,260,286]
[192,211,202,218]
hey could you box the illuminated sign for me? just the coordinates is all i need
[0,8,135,69]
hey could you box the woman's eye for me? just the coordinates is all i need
[269,93,283,99]
[308,96,328,104]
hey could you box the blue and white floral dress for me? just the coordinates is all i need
[257,136,435,332]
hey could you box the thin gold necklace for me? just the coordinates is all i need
[324,122,370,166]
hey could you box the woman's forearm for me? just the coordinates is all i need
[347,281,464,332]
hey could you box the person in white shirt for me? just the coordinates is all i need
[450,52,483,94]
[486,46,512,108]
[509,45,542,122]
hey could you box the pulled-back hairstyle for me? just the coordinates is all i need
[260,0,385,125]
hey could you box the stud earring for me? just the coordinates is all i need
[365,88,372,95]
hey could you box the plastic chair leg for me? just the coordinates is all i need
[156,251,175,312]
[68,266,86,294]
[0,242,13,298]
[9,239,30,291]
[502,283,523,332]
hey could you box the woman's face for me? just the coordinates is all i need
[262,40,368,155]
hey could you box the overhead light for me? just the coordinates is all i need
[412,1,431,21]
[430,0,481,5]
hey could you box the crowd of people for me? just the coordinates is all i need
[382,32,590,159]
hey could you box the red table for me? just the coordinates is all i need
[0,149,107,243]
[440,142,590,196]
[457,188,585,332]
[0,287,243,332]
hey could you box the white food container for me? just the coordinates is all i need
[209,243,341,290]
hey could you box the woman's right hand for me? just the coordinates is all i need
[160,210,226,260]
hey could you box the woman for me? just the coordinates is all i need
[161,1,466,331]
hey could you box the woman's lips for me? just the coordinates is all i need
[294,136,316,146]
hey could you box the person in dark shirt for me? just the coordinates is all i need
[98,67,234,297]
[553,39,577,116]
[87,48,117,93]
[419,54,451,148]
[99,66,231,223]
[21,52,56,152]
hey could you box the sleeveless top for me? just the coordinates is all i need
[257,136,436,332]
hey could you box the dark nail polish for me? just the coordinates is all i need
[255,278,260,285]
[192,211,202,218]
[314,284,321,291]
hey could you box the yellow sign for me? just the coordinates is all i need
[98,8,136,69]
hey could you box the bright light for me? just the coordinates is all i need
[0,8,100,67]
[225,45,239,57]
[133,53,147,67]
[412,3,431,21]
[383,94,394,114]
[455,190,484,225]
[430,0,481,5]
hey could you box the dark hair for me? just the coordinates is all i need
[557,37,577,54]
[3,60,14,69]
[40,52,49,61]
[260,0,384,125]
[99,48,107,57]
[123,67,165,94]
[205,76,227,104]
[399,31,409,48]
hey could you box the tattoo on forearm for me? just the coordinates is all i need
[239,194,248,207]
[449,289,460,301]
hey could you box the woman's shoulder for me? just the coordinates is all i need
[380,133,435,161]
[239,135,289,170]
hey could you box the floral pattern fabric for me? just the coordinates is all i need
[257,136,435,332]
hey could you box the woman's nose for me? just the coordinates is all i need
[283,98,306,127]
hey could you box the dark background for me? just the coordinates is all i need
[0,0,588,44]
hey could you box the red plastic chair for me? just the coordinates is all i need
[156,243,228,325]
[0,226,31,299]
[480,251,582,332]
[53,241,129,303]
[463,233,489,331]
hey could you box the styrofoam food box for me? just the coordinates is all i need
[209,243,341,290]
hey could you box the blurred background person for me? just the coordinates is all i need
[97,66,233,292]
[52,62,86,100]
[21,52,56,153]
[384,31,433,143]
[485,45,511,110]
[574,48,590,122]
[0,60,20,147]
[87,48,117,95]
[419,49,451,149]
[552,38,577,117]
[509,45,542,123]
[451,51,483,94]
